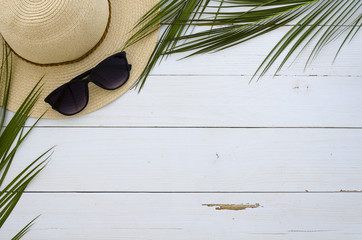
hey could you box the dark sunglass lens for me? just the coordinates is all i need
[45,81,89,116]
[89,53,130,90]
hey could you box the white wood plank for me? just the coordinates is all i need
[25,75,362,127]
[2,193,362,240]
[151,26,362,76]
[6,128,362,191]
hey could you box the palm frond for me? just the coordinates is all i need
[11,216,39,240]
[0,43,53,238]
[125,0,212,90]
[127,0,362,89]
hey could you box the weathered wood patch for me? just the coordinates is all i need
[203,203,260,211]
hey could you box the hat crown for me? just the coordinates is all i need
[0,0,109,65]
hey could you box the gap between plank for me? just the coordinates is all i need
[21,191,362,194]
[24,126,362,129]
[149,74,362,77]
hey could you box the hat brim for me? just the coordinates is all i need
[0,0,159,119]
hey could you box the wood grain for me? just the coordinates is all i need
[7,128,362,192]
[152,26,362,76]
[21,75,362,127]
[2,193,362,240]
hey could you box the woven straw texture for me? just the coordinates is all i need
[0,0,159,119]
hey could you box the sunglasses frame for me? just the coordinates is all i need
[45,51,132,116]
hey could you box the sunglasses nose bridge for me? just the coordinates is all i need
[69,69,93,84]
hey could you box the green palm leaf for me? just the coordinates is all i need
[126,0,361,89]
[11,216,39,240]
[0,43,53,239]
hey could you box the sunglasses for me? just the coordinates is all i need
[45,51,131,116]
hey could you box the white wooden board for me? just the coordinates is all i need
[21,75,362,127]
[6,128,362,192]
[151,26,362,76]
[2,193,362,240]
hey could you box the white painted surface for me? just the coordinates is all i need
[2,194,362,240]
[3,24,362,239]
[27,76,362,127]
[7,128,362,192]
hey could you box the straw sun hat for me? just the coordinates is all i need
[0,0,159,118]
